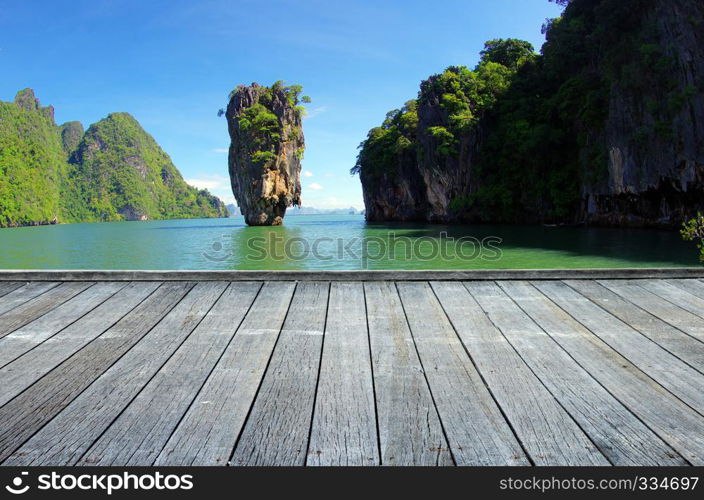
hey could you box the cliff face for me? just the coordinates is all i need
[357,100,428,222]
[69,113,228,222]
[360,160,428,222]
[226,82,305,226]
[60,121,84,157]
[415,73,487,222]
[583,0,704,226]
[0,89,66,226]
[0,90,227,227]
[356,0,704,228]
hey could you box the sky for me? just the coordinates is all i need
[0,0,564,209]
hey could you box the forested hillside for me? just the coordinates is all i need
[0,89,227,227]
[354,0,704,227]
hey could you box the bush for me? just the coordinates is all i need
[681,213,704,262]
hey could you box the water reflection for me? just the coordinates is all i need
[0,215,698,270]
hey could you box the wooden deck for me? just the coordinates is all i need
[1,274,703,466]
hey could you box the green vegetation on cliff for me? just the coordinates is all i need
[470,0,668,220]
[0,90,227,227]
[0,90,66,226]
[354,38,530,181]
[354,0,704,226]
[682,214,704,262]
[67,113,227,222]
[221,80,308,164]
[225,81,307,226]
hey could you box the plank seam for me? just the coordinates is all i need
[0,282,97,340]
[428,282,535,466]
[0,282,131,370]
[594,279,704,347]
[226,282,299,466]
[303,282,331,465]
[633,281,704,323]
[0,282,167,412]
[0,282,195,465]
[510,282,692,465]
[562,280,704,374]
[466,281,614,466]
[0,283,25,300]
[152,281,264,466]
[394,281,456,466]
[362,282,383,466]
[665,279,704,301]
[73,282,231,466]
[536,282,704,420]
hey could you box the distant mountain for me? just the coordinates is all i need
[0,89,228,228]
[226,204,361,217]
[286,206,361,216]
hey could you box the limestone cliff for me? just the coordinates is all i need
[355,0,704,228]
[226,82,305,226]
[0,90,227,227]
[69,113,228,222]
[582,0,704,226]
[59,121,84,157]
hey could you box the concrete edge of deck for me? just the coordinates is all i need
[0,268,702,281]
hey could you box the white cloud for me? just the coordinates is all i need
[303,170,314,177]
[300,196,364,210]
[211,148,228,153]
[308,183,324,191]
[186,173,234,204]
[304,106,327,119]
[186,179,220,190]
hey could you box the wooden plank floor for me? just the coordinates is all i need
[1,278,703,466]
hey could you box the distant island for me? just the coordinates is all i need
[0,89,227,228]
[226,204,362,217]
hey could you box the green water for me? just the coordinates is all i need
[0,215,699,270]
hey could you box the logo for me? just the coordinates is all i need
[5,472,29,495]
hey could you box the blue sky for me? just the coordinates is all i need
[1,0,563,208]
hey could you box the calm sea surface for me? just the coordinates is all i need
[0,215,698,270]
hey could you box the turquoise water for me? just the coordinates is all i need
[0,215,699,270]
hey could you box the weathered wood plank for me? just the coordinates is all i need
[231,282,329,466]
[666,279,704,301]
[538,281,704,415]
[71,283,261,466]
[0,268,703,283]
[638,279,704,321]
[523,281,704,464]
[0,282,94,338]
[307,282,379,466]
[0,282,161,407]
[17,282,227,466]
[0,282,127,368]
[154,281,296,466]
[469,281,675,465]
[397,282,527,465]
[0,276,702,467]
[364,281,452,466]
[0,282,23,299]
[565,280,704,372]
[0,282,60,316]
[598,280,704,343]
[0,282,193,463]
[431,281,610,466]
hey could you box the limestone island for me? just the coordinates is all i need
[225,81,309,226]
